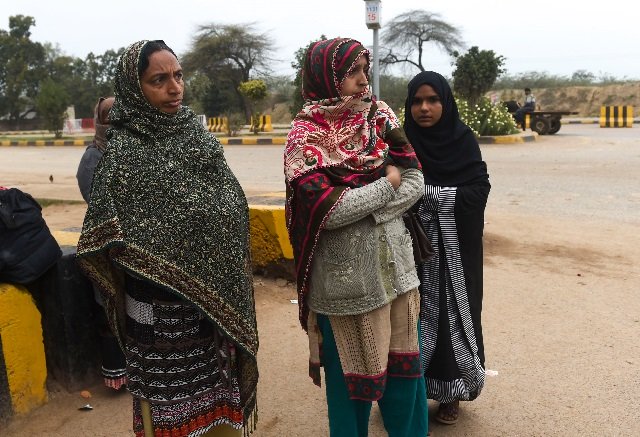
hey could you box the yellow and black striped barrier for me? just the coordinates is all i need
[218,137,286,145]
[249,115,274,133]
[0,139,91,147]
[207,117,229,133]
[600,105,634,128]
[259,115,273,132]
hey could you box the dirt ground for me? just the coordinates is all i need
[1,124,639,436]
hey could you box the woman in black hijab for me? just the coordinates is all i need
[404,71,490,425]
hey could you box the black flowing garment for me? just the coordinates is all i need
[404,71,490,403]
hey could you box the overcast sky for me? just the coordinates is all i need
[3,0,638,80]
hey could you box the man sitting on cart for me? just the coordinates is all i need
[514,88,536,129]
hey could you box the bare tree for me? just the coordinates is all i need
[181,23,275,118]
[380,10,464,72]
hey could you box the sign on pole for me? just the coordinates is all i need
[365,1,381,29]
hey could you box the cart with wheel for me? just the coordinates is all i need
[525,111,579,135]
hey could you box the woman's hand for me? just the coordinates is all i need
[385,165,401,190]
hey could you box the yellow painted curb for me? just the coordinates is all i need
[249,206,293,267]
[52,230,80,247]
[478,132,538,144]
[216,137,287,146]
[0,284,48,414]
[49,206,292,271]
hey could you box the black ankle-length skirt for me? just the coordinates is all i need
[417,182,490,403]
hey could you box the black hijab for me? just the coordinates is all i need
[404,71,488,186]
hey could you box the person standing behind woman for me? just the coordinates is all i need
[76,97,115,203]
[285,37,428,437]
[77,40,258,437]
[404,71,490,426]
[76,96,128,391]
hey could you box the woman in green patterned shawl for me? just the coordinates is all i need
[77,40,258,437]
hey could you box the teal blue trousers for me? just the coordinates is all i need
[317,314,428,437]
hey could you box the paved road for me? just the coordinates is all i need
[1,125,638,224]
[2,124,640,436]
[482,124,639,225]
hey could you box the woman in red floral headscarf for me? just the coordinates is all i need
[284,37,429,436]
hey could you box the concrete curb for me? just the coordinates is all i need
[249,206,294,278]
[563,119,599,124]
[478,132,538,144]
[0,137,289,147]
[1,118,637,147]
[50,206,294,276]
[0,204,293,419]
[0,284,48,420]
[3,134,536,146]
[219,137,287,146]
[563,118,639,124]
[0,139,92,147]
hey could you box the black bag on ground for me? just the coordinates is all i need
[0,188,62,284]
[402,211,435,265]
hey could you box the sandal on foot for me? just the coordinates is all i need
[435,401,459,425]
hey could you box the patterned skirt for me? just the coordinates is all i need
[124,275,243,437]
[309,289,422,401]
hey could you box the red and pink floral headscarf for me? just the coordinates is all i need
[285,38,381,182]
[302,37,370,100]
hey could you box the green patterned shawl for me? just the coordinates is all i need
[76,40,258,420]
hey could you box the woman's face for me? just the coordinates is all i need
[410,84,443,128]
[140,50,184,114]
[339,56,369,97]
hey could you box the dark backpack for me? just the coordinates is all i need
[0,188,62,284]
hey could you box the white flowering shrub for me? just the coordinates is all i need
[456,96,519,136]
[397,97,519,137]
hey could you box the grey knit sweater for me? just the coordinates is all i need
[307,167,424,316]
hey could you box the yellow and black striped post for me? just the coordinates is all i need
[600,105,634,128]
[261,115,273,132]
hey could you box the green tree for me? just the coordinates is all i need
[0,15,46,127]
[570,70,596,85]
[379,74,411,114]
[289,35,326,118]
[44,45,125,118]
[263,75,293,109]
[36,78,70,138]
[183,71,211,114]
[380,11,463,72]
[452,46,506,107]
[182,23,274,119]
[238,79,267,133]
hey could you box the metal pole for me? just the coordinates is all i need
[373,28,380,99]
